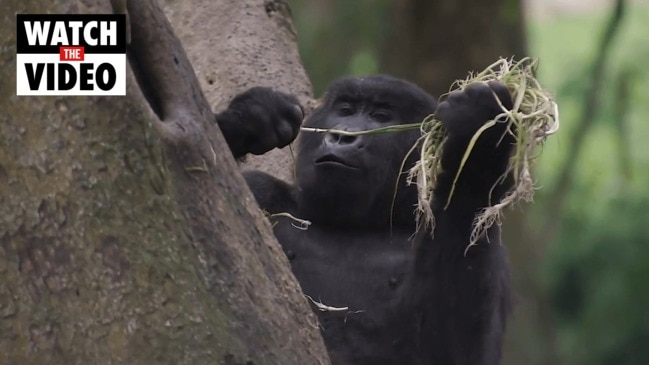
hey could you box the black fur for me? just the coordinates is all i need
[215,76,514,365]
[215,86,303,159]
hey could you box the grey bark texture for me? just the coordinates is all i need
[0,1,328,364]
[163,0,314,182]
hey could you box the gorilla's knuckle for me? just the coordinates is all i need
[488,82,514,110]
[275,121,296,146]
[464,81,489,94]
[290,103,305,121]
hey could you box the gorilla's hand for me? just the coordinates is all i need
[433,81,516,208]
[435,81,513,139]
[215,87,303,159]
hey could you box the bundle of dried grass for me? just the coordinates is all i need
[300,58,559,248]
[408,57,559,247]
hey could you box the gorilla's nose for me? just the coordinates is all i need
[324,132,359,146]
[323,124,364,150]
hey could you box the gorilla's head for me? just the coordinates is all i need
[295,75,437,229]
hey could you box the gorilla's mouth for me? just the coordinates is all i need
[315,154,358,169]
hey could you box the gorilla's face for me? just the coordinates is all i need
[298,99,413,195]
[295,75,437,228]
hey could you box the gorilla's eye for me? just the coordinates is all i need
[337,104,355,116]
[371,110,392,123]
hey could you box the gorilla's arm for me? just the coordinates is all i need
[214,87,303,159]
[408,82,514,365]
[242,170,296,214]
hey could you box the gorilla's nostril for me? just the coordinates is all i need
[324,133,339,144]
[325,132,358,146]
[339,135,357,144]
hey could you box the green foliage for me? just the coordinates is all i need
[547,193,649,364]
[530,4,649,364]
[531,5,649,190]
[349,50,379,76]
[289,0,386,95]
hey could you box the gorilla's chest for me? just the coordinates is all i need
[273,223,417,362]
[273,222,414,312]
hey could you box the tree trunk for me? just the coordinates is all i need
[163,0,314,182]
[0,1,328,364]
[383,0,528,97]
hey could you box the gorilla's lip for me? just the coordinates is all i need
[314,154,358,169]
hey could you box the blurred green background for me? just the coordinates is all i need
[289,0,649,364]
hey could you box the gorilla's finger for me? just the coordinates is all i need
[462,82,512,116]
[290,103,305,123]
[434,99,468,128]
[433,100,452,123]
[276,94,303,121]
[442,89,466,105]
[463,82,491,98]
[464,82,499,109]
[275,120,297,148]
[487,81,513,110]
[249,135,277,155]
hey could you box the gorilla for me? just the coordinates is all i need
[215,75,514,365]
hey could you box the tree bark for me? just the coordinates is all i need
[0,1,328,364]
[163,0,314,182]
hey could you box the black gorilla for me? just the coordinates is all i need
[215,75,514,365]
